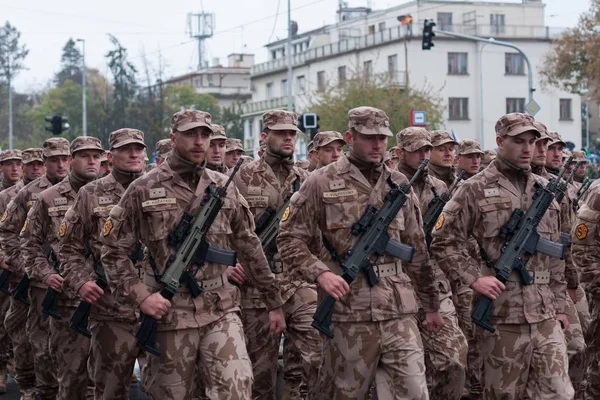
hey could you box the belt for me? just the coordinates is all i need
[325,261,402,278]
[483,267,550,284]
[143,273,228,293]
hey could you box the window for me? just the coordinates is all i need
[266,82,273,99]
[281,79,288,96]
[368,25,375,34]
[206,74,214,86]
[364,60,373,80]
[317,71,326,92]
[448,52,468,74]
[505,53,524,75]
[271,50,277,60]
[490,14,505,34]
[194,78,201,88]
[379,22,386,32]
[297,75,306,94]
[449,98,469,120]
[388,54,398,80]
[437,12,453,30]
[560,99,573,120]
[338,65,347,85]
[506,98,525,114]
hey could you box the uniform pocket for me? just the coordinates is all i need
[142,202,179,241]
[323,193,359,230]
[477,197,513,238]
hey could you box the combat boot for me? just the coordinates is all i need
[20,388,36,400]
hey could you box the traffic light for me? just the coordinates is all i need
[45,115,69,135]
[422,19,436,50]
[299,113,320,139]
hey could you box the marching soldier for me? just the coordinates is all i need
[428,130,458,187]
[386,146,399,169]
[99,152,112,178]
[312,131,345,169]
[278,106,444,399]
[101,110,286,399]
[306,140,318,171]
[456,140,483,178]
[155,138,172,166]
[224,138,244,169]
[206,125,228,174]
[571,150,588,189]
[480,150,497,170]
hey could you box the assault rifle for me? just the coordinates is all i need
[423,170,465,247]
[555,160,581,246]
[41,244,62,319]
[472,157,570,333]
[573,178,593,213]
[312,160,427,338]
[136,159,242,356]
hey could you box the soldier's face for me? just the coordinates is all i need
[317,141,344,166]
[264,129,297,158]
[23,161,45,181]
[401,146,431,170]
[44,155,71,179]
[531,139,550,166]
[171,127,211,164]
[457,153,481,174]
[576,162,587,178]
[496,132,536,169]
[99,161,112,177]
[71,150,102,180]
[224,150,243,169]
[546,143,565,169]
[108,143,146,173]
[430,144,456,167]
[1,159,22,183]
[347,131,388,164]
[208,139,226,166]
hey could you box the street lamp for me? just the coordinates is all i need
[76,39,87,136]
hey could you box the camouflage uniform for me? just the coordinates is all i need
[428,131,457,188]
[278,107,441,399]
[22,137,103,400]
[431,113,573,399]
[233,110,321,400]
[0,146,60,400]
[101,110,284,400]
[480,150,497,170]
[206,125,229,175]
[60,130,146,400]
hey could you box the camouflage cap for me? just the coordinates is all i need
[155,138,172,158]
[109,128,146,150]
[225,138,244,153]
[397,127,432,152]
[348,106,392,137]
[0,149,22,163]
[430,130,459,147]
[457,139,484,156]
[572,150,588,163]
[99,151,108,163]
[42,137,70,158]
[210,124,227,141]
[70,136,104,154]
[262,109,300,132]
[547,131,566,147]
[482,149,497,165]
[313,131,346,149]
[495,113,540,138]
[388,146,399,160]
[22,148,43,164]
[171,110,213,133]
[307,141,315,153]
[533,121,550,142]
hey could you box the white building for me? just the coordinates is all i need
[166,53,253,109]
[242,0,581,156]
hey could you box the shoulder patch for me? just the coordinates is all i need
[435,214,445,230]
[103,220,113,237]
[575,223,588,240]
[281,206,291,222]
[20,219,28,234]
[58,222,67,237]
[1,211,7,223]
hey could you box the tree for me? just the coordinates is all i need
[307,70,445,146]
[163,85,221,122]
[105,34,137,130]
[220,103,244,140]
[55,38,83,87]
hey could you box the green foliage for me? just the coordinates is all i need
[55,38,83,87]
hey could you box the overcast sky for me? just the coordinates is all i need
[2,0,590,92]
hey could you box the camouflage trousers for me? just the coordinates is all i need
[3,293,34,390]
[26,286,58,399]
[145,311,252,400]
[88,318,139,400]
[563,292,587,399]
[455,289,483,400]
[584,294,600,398]
[0,293,12,371]
[418,296,467,400]
[49,305,92,400]
[313,316,428,400]
[575,285,591,335]
[478,319,573,400]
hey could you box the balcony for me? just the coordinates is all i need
[241,96,291,117]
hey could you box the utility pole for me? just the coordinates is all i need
[8,74,12,150]
[286,0,293,111]
[77,39,87,136]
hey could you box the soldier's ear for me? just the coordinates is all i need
[345,131,353,145]
[395,147,402,160]
[496,135,504,150]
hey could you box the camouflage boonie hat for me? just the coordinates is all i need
[307,141,315,153]
[0,149,22,163]
[42,137,70,158]
[495,113,540,138]
[547,131,566,147]
[109,128,146,150]
[262,110,300,132]
[572,150,588,163]
[155,139,172,158]
[225,138,244,153]
[430,130,458,147]
[397,127,432,152]
[70,136,103,154]
[99,152,108,163]
[22,148,43,164]
[348,106,392,137]
[457,139,484,156]
[388,147,399,160]
[171,110,213,133]
[313,131,346,149]
[210,124,227,141]
[533,121,550,141]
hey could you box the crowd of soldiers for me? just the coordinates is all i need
[0,105,596,400]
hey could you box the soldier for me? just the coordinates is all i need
[386,146,399,169]
[155,138,172,166]
[233,110,320,400]
[431,113,573,398]
[0,139,72,400]
[395,127,468,399]
[101,110,286,399]
[206,124,228,174]
[22,137,104,399]
[428,130,458,187]
[306,140,318,171]
[312,131,345,169]
[224,138,244,169]
[572,150,588,188]
[480,149,497,170]
[60,129,146,399]
[456,140,483,178]
[0,149,43,400]
[258,138,266,158]
[278,106,444,399]
[99,151,112,177]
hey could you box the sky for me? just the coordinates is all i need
[1,0,590,92]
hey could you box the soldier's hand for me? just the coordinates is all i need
[226,263,245,285]
[139,292,171,320]
[78,281,105,304]
[0,261,13,272]
[556,313,569,331]
[45,274,64,293]
[425,312,445,333]
[471,276,505,300]
[268,307,286,335]
[316,271,350,300]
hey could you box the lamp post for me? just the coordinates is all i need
[76,39,87,136]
